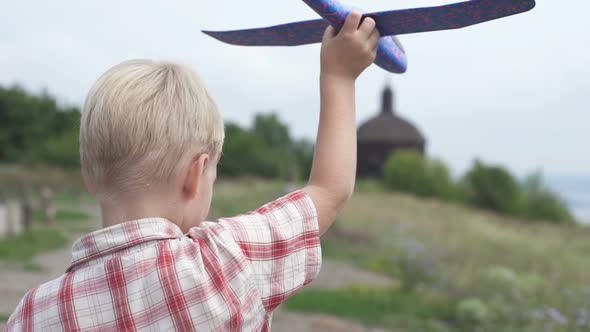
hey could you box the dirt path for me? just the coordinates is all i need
[1,206,393,331]
[0,245,77,313]
[271,259,393,332]
[0,203,101,325]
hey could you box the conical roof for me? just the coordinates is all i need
[357,84,425,144]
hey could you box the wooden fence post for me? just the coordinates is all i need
[21,185,33,232]
[41,186,55,225]
[0,193,6,238]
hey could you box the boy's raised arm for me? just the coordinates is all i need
[303,11,380,235]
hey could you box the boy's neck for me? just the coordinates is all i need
[100,194,182,229]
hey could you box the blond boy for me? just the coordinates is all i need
[7,12,379,331]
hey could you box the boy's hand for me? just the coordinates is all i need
[321,11,380,81]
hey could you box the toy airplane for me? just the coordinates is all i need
[203,0,536,74]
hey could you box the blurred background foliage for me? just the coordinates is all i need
[214,180,590,332]
[382,151,573,224]
[0,85,586,331]
[0,85,80,168]
[0,84,314,180]
[0,84,573,224]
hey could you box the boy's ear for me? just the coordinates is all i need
[82,175,95,195]
[183,154,210,199]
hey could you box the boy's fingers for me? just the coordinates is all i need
[323,25,336,40]
[369,29,380,49]
[359,17,376,38]
[341,11,362,34]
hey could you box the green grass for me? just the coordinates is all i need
[22,261,44,272]
[34,208,90,224]
[1,175,587,331]
[285,286,457,331]
[0,313,9,322]
[32,208,93,236]
[209,179,286,218]
[54,210,90,221]
[210,179,590,331]
[0,227,67,263]
[55,190,93,204]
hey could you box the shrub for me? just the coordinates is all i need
[456,298,489,323]
[383,150,427,194]
[382,151,455,201]
[428,159,456,201]
[521,172,574,223]
[462,160,525,215]
[484,265,518,288]
[515,273,545,295]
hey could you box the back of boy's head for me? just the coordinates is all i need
[80,59,224,198]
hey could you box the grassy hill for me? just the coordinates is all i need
[2,169,588,331]
[211,179,590,332]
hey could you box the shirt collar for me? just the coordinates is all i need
[67,218,184,272]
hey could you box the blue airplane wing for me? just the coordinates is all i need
[369,0,536,37]
[203,19,328,46]
[203,0,535,46]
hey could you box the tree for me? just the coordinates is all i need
[219,122,277,177]
[292,139,314,180]
[0,86,315,180]
[253,113,290,151]
[219,113,314,180]
[462,160,525,215]
[0,85,81,167]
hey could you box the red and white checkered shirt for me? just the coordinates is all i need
[7,190,321,331]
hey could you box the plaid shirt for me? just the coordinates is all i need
[7,190,321,331]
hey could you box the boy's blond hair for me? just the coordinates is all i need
[80,59,224,197]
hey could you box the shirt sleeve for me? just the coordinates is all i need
[214,190,322,312]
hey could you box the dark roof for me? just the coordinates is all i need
[357,84,425,144]
[358,112,425,144]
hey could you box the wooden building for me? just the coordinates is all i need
[357,84,426,178]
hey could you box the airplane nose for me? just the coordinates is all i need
[375,36,408,74]
[301,0,355,31]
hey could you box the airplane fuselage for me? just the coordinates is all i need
[301,0,408,73]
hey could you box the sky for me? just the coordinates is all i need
[1,0,589,179]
